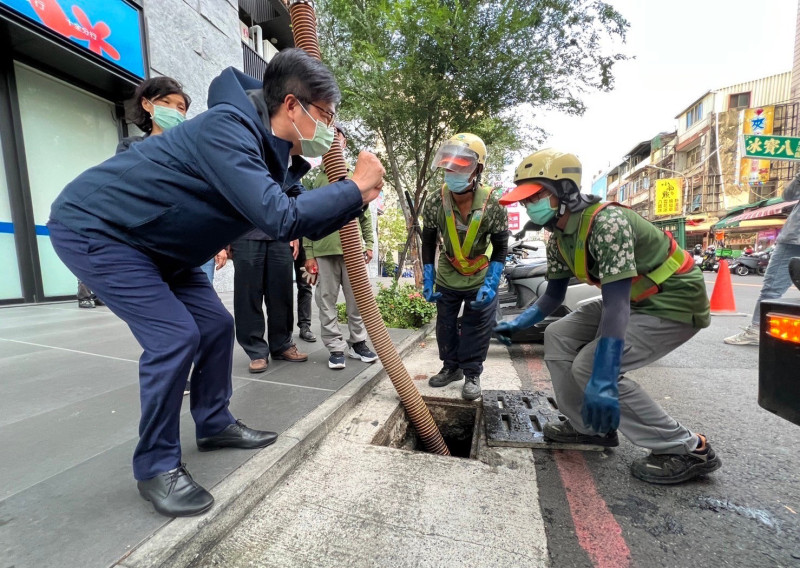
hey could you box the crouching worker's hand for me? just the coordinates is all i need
[582,337,623,434]
[352,151,385,205]
[422,264,441,303]
[493,305,544,346]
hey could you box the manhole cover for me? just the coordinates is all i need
[482,390,604,450]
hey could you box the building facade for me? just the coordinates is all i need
[600,70,797,252]
[0,0,290,304]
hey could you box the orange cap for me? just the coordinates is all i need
[498,182,545,206]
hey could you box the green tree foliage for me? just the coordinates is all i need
[376,201,407,265]
[316,0,628,281]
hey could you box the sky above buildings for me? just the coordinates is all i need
[522,0,797,191]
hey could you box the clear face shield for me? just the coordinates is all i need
[431,142,480,174]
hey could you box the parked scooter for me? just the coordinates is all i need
[729,249,771,276]
[729,253,760,276]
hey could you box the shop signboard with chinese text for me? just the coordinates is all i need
[743,135,800,161]
[740,107,774,184]
[0,0,145,78]
[655,178,682,216]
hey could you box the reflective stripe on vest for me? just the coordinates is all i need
[556,202,695,302]
[441,184,491,275]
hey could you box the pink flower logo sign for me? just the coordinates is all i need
[29,0,119,59]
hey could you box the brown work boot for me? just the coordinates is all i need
[248,358,268,374]
[273,345,308,362]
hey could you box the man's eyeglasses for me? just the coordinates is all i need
[306,101,336,127]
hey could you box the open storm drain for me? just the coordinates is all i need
[372,397,481,459]
[482,390,567,448]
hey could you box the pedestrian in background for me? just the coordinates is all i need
[293,242,316,343]
[231,232,309,373]
[725,173,800,345]
[77,280,102,308]
[47,49,385,517]
[200,248,228,284]
[303,124,377,369]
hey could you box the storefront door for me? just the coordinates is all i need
[14,62,119,298]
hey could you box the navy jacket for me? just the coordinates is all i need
[49,68,364,267]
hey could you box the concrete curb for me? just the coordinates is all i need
[115,320,435,568]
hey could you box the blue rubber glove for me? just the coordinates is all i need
[422,264,442,303]
[582,337,623,434]
[493,305,545,346]
[471,261,504,309]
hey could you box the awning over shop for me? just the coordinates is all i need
[738,219,786,228]
[684,215,719,233]
[713,200,798,230]
[732,200,797,222]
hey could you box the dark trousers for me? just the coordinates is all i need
[436,285,499,377]
[294,246,312,328]
[231,239,293,359]
[48,221,235,481]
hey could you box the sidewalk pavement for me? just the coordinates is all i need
[0,289,418,568]
[189,335,548,568]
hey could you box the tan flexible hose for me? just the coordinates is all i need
[289,0,450,456]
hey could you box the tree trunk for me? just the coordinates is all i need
[381,125,416,285]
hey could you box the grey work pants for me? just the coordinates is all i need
[315,255,367,353]
[544,298,700,454]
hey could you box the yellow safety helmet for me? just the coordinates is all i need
[431,133,487,173]
[500,148,582,205]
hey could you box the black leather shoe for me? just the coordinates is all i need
[299,325,316,342]
[197,419,278,452]
[137,464,214,517]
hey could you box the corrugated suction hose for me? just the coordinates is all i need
[289,0,450,456]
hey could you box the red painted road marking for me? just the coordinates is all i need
[554,450,632,568]
[518,345,631,567]
[521,343,548,391]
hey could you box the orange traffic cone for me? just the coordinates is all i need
[710,259,736,313]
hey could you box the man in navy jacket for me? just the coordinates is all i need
[47,49,384,517]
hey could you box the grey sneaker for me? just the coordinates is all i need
[543,419,619,447]
[428,366,463,388]
[631,434,721,485]
[462,375,481,400]
[724,324,759,345]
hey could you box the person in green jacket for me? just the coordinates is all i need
[303,124,377,369]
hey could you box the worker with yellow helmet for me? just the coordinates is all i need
[421,133,509,400]
[494,148,720,485]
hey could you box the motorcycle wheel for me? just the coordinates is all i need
[757,266,767,276]
[735,265,749,276]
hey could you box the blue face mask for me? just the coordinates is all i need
[445,171,473,194]
[526,198,558,226]
[148,100,186,131]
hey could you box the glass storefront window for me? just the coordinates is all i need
[0,131,23,300]
[14,62,119,298]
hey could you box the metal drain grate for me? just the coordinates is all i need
[482,390,562,448]
[482,390,606,450]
